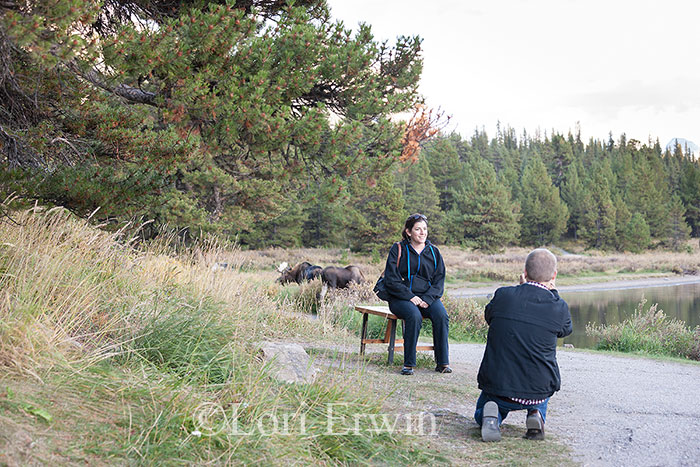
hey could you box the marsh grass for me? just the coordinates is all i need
[586,298,700,360]
[212,240,700,288]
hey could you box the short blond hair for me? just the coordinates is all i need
[525,248,557,282]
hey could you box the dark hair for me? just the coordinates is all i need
[402,213,428,241]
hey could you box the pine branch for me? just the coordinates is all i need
[66,63,158,106]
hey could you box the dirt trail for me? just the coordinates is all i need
[449,343,700,466]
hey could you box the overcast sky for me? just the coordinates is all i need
[326,0,700,148]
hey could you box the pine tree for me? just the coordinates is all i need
[618,212,651,253]
[579,166,617,249]
[623,147,670,238]
[665,142,684,194]
[301,183,347,247]
[394,158,445,243]
[549,133,574,186]
[678,159,700,236]
[666,195,692,251]
[1,0,425,242]
[343,173,405,253]
[446,158,519,252]
[423,136,467,211]
[560,160,587,240]
[241,192,308,248]
[518,155,568,245]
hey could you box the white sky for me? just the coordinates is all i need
[326,0,700,148]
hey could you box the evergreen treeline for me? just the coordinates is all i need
[1,1,698,253]
[395,128,698,253]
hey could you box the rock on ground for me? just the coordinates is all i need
[258,341,320,384]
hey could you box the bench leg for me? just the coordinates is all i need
[387,319,397,365]
[360,313,368,356]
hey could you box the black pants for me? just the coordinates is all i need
[388,298,449,367]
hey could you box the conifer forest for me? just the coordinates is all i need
[1,0,698,253]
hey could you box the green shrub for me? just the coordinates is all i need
[586,298,700,360]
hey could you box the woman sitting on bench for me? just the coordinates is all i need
[382,213,451,375]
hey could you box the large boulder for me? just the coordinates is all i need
[258,342,319,384]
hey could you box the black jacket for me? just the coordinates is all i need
[383,240,445,306]
[477,284,573,399]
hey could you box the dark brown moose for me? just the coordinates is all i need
[320,265,365,289]
[318,265,365,300]
[276,261,323,284]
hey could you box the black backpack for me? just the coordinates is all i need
[373,242,402,301]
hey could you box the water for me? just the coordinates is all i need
[560,283,700,349]
[470,282,700,350]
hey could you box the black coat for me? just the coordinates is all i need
[383,240,445,306]
[477,284,573,400]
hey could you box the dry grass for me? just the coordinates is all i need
[436,243,700,285]
[0,206,365,381]
[0,206,138,373]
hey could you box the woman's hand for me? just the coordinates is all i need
[411,296,429,308]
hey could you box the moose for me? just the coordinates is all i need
[320,265,365,289]
[276,262,365,294]
[276,261,323,284]
[318,265,365,300]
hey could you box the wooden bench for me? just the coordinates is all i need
[355,304,434,364]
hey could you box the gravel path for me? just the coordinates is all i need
[450,343,700,466]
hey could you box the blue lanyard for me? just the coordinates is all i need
[408,251,420,291]
[407,244,436,291]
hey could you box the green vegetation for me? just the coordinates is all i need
[586,298,700,361]
[3,1,700,255]
[442,296,489,342]
[1,0,433,252]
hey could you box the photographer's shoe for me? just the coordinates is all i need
[525,409,545,440]
[481,401,501,442]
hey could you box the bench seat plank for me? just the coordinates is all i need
[354,305,398,319]
[355,304,435,364]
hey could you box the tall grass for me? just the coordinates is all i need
[0,206,443,464]
[442,295,488,342]
[0,206,138,371]
[586,298,700,360]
